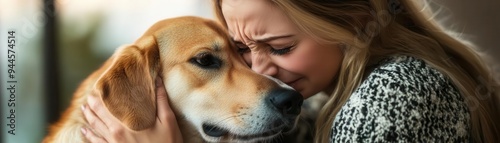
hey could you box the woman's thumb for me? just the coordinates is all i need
[155,77,175,121]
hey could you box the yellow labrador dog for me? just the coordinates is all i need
[43,16,303,143]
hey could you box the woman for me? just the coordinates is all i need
[81,0,500,142]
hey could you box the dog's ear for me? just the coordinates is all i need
[94,38,161,131]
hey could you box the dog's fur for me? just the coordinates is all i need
[43,16,303,143]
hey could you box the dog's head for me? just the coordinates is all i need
[93,16,303,142]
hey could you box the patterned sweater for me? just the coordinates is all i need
[330,55,470,142]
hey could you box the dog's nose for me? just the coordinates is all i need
[267,88,303,116]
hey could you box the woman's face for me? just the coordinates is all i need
[221,0,343,98]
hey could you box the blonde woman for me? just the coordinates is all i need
[81,0,500,142]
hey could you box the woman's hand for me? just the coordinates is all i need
[81,78,183,143]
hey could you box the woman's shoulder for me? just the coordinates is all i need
[354,55,466,110]
[355,54,468,107]
[368,55,448,89]
[353,55,456,98]
[330,55,470,142]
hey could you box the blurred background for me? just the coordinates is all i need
[0,0,498,142]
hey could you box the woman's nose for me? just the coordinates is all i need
[250,53,278,76]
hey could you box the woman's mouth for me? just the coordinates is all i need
[285,78,302,88]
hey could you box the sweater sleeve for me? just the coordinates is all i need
[329,56,470,142]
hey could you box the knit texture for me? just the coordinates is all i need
[330,55,470,142]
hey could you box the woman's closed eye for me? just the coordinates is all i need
[270,45,294,55]
[234,40,297,56]
[269,42,297,56]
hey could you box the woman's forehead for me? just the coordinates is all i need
[221,0,296,42]
[221,0,277,22]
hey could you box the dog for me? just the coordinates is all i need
[42,16,304,143]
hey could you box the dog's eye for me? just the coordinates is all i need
[190,53,222,69]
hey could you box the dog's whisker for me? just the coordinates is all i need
[211,114,241,128]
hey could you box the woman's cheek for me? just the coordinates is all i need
[285,48,316,73]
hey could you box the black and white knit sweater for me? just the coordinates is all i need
[330,55,470,142]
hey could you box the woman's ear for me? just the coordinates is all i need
[93,39,160,131]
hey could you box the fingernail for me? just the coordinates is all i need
[81,128,87,134]
[81,105,85,111]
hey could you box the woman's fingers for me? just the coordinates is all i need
[81,77,183,143]
[82,104,110,138]
[155,77,176,123]
[154,77,184,143]
[87,93,124,130]
[81,127,108,143]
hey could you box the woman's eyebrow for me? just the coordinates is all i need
[230,35,294,44]
[255,35,294,43]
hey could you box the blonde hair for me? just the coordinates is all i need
[212,0,500,142]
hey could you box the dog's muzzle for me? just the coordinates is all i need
[202,88,303,138]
